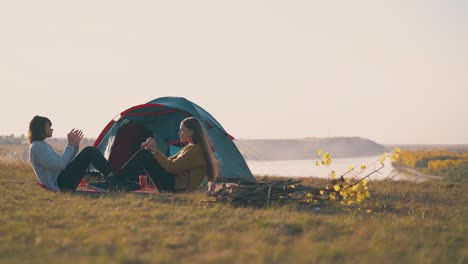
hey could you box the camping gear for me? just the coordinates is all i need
[93,97,254,182]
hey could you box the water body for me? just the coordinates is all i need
[246,155,429,182]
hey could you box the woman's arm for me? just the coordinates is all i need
[31,143,77,171]
[152,145,205,174]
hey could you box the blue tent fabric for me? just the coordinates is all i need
[94,97,254,182]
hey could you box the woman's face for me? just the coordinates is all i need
[178,123,193,143]
[44,122,53,138]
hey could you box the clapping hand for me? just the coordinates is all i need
[67,129,84,147]
[141,137,157,152]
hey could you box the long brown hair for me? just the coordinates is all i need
[182,117,219,181]
[28,115,51,143]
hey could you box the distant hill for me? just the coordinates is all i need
[234,137,388,160]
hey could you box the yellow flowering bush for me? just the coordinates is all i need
[310,147,401,207]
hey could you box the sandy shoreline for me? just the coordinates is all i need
[392,166,443,182]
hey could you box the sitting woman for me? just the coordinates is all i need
[28,115,115,191]
[89,117,217,193]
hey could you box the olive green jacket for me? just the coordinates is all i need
[152,143,207,191]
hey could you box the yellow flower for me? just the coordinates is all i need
[380,153,387,164]
[366,209,372,213]
[357,193,364,202]
[330,171,336,179]
[315,161,320,166]
[317,149,323,156]
[333,185,341,192]
[361,165,366,170]
[340,190,348,199]
[320,190,324,195]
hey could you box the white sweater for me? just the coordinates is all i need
[29,141,78,191]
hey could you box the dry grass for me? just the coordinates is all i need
[0,160,466,264]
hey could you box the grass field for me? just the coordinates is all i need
[0,145,29,161]
[0,158,466,264]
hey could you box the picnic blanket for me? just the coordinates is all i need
[37,181,160,194]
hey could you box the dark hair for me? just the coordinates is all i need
[181,117,219,181]
[28,115,51,143]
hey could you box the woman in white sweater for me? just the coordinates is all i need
[28,115,115,191]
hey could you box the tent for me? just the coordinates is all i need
[93,96,254,182]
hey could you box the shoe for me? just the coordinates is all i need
[89,178,140,192]
[111,181,141,192]
[88,181,110,192]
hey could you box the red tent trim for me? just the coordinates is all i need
[95,104,193,147]
[94,120,116,147]
[227,133,235,140]
[124,109,179,117]
[119,103,166,116]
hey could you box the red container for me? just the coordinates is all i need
[79,179,88,187]
[139,175,147,189]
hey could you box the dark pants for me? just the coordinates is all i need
[115,149,175,192]
[57,146,114,190]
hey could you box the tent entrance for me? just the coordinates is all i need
[108,121,152,172]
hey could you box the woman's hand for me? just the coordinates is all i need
[141,137,157,152]
[67,129,83,147]
[207,181,216,195]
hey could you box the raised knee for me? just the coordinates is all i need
[82,146,99,153]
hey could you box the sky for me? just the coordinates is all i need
[1,0,467,144]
